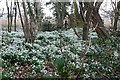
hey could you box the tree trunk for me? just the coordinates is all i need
[14,2,17,31]
[113,1,120,31]
[6,0,10,32]
[10,0,13,32]
[113,13,118,31]
[79,2,92,40]
[22,1,32,43]
[92,8,110,38]
[17,1,24,30]
[34,1,42,31]
[84,2,110,38]
[17,1,26,39]
[82,23,89,40]
[21,0,39,43]
[27,1,37,42]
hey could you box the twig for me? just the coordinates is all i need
[73,27,81,38]
[79,23,98,77]
[0,8,4,17]
[84,23,98,54]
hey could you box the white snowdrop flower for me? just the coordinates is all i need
[76,61,79,64]
[38,60,44,63]
[32,56,38,60]
[83,63,87,67]
[18,51,23,55]
[76,64,79,68]
[32,70,36,74]
[32,65,36,68]
[114,51,118,57]
[15,63,18,66]
[62,48,66,52]
[16,66,19,69]
[42,70,47,74]
[64,46,69,50]
[84,74,90,78]
[72,62,75,66]
[54,72,59,76]
[37,50,40,53]
[33,43,39,47]
[49,73,53,76]
[32,49,36,53]
[56,55,62,58]
[27,43,32,47]
[74,54,78,58]
[21,55,24,58]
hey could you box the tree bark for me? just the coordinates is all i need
[79,2,92,40]
[6,0,10,32]
[17,1,26,39]
[27,1,37,42]
[113,13,119,31]
[22,1,32,43]
[17,1,24,30]
[113,1,120,31]
[10,0,13,32]
[81,2,110,38]
[33,1,42,31]
[92,4,110,38]
[14,2,17,31]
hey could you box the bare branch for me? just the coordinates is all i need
[0,8,4,17]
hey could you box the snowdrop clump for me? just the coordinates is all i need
[1,28,120,78]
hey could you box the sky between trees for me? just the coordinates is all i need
[0,0,115,17]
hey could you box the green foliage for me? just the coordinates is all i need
[1,30,120,78]
[42,20,54,31]
[54,58,64,74]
